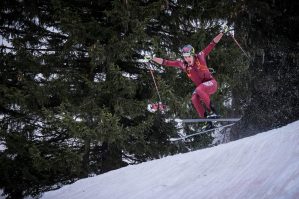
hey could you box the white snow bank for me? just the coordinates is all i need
[42,121,299,199]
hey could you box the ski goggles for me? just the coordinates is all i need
[181,45,195,57]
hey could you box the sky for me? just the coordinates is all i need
[41,120,299,199]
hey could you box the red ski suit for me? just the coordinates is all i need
[161,41,218,118]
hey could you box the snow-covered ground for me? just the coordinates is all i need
[41,121,299,199]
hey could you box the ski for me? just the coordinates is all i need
[169,123,236,142]
[176,118,241,123]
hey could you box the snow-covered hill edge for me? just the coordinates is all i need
[42,121,299,199]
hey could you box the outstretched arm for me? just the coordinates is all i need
[202,26,228,56]
[152,57,182,68]
[152,57,164,65]
[202,32,224,56]
[213,32,224,44]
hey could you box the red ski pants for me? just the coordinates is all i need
[191,79,218,118]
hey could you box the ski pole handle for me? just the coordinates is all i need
[222,25,229,34]
[144,55,152,62]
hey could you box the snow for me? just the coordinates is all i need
[0,141,6,152]
[42,121,299,199]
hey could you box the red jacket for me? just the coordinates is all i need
[162,41,217,86]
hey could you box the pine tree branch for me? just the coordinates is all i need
[0,45,88,53]
[0,26,68,40]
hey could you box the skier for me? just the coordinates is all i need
[149,27,228,120]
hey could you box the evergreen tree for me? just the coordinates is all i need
[0,0,263,198]
[228,0,299,138]
[1,0,184,197]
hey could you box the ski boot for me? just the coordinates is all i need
[203,103,220,130]
[208,102,220,119]
[203,112,216,130]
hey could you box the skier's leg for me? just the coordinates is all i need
[191,93,205,118]
[195,79,218,112]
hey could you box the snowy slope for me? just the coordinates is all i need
[42,121,299,199]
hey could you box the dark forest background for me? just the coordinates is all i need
[0,0,298,198]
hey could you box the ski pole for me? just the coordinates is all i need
[146,62,162,103]
[229,33,250,59]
